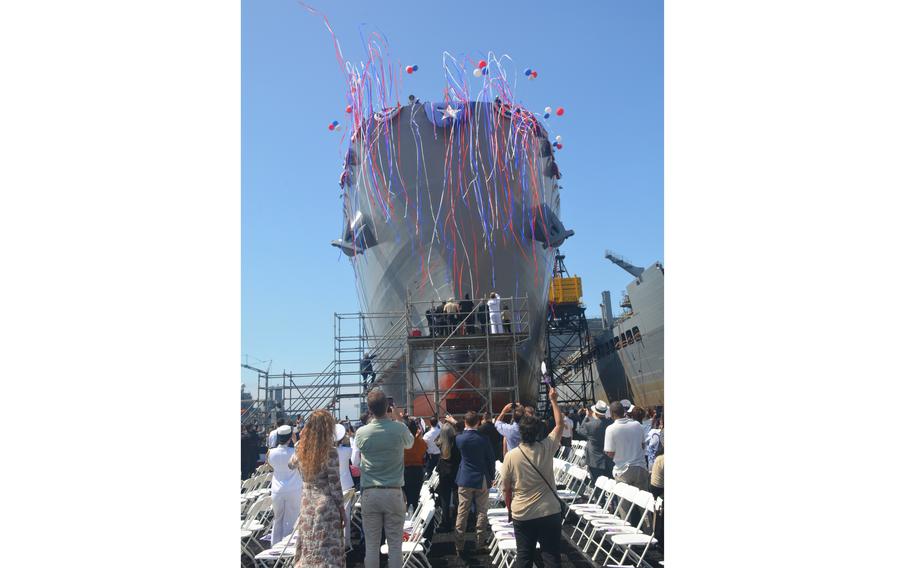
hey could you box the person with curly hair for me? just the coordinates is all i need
[290,410,345,568]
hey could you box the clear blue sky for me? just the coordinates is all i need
[241,0,663,396]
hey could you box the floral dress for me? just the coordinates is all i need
[294,450,345,568]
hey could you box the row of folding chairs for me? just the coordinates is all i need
[483,457,590,568]
[556,439,588,466]
[252,470,441,568]
[241,473,273,517]
[241,494,274,564]
[567,476,662,567]
[381,492,436,568]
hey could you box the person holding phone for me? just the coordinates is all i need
[494,402,523,452]
[354,390,414,568]
[500,387,565,568]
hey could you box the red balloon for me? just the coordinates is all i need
[406,66,413,74]
[531,71,538,78]
[478,60,487,69]
[345,105,352,114]
[556,143,563,150]
[328,124,335,131]
[556,107,565,116]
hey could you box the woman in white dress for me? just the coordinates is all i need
[487,292,503,334]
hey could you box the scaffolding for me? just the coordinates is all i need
[539,250,598,416]
[242,295,532,424]
[405,296,530,418]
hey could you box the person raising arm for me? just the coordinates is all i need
[494,402,524,452]
[503,386,562,520]
[501,386,564,568]
[495,402,514,423]
[550,389,564,440]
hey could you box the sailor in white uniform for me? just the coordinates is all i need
[335,424,356,549]
[266,425,302,546]
[487,292,503,334]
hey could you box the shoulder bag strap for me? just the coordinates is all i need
[517,445,564,511]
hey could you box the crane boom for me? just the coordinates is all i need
[604,249,644,278]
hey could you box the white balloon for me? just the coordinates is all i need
[544,106,552,114]
[473,68,482,77]
[555,135,562,143]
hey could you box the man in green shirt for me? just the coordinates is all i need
[355,390,414,568]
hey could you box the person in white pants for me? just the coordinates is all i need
[266,425,302,545]
[335,423,356,549]
[487,292,503,333]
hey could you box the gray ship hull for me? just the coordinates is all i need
[336,100,572,407]
[597,263,664,407]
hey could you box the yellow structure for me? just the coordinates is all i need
[548,276,583,304]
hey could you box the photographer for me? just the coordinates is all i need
[501,387,565,568]
[354,390,414,568]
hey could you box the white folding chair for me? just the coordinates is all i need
[586,489,653,564]
[558,465,590,505]
[605,495,661,567]
[381,497,435,568]
[552,458,572,487]
[569,476,615,543]
[254,517,298,568]
[241,494,273,561]
[581,484,640,556]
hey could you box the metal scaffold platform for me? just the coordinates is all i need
[405,297,530,418]
[242,295,532,425]
[539,250,598,417]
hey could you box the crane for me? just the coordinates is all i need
[604,249,644,278]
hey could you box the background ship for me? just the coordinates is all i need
[332,99,574,410]
[594,251,665,407]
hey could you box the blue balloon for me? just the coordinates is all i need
[332,120,339,126]
[524,68,532,76]
[482,67,489,75]
[412,65,419,71]
[543,113,550,119]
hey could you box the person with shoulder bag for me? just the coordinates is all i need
[500,386,566,568]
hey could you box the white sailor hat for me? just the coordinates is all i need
[620,399,632,409]
[591,400,609,415]
[276,425,292,436]
[335,423,346,442]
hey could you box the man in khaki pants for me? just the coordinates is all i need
[448,411,496,556]
[354,391,414,568]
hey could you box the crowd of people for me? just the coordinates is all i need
[242,392,664,568]
[423,292,513,337]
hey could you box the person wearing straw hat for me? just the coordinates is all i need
[575,400,614,483]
